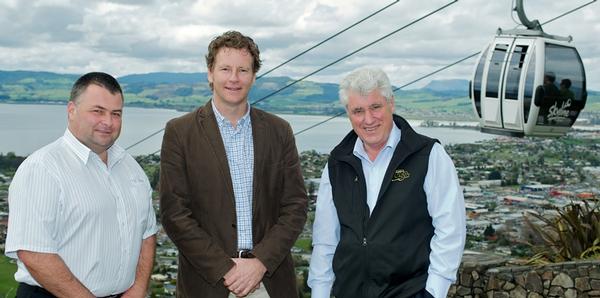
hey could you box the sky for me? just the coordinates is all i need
[0,0,598,89]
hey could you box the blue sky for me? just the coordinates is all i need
[0,0,598,89]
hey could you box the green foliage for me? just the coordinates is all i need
[294,238,312,253]
[0,152,25,174]
[488,170,502,180]
[299,150,328,179]
[0,256,18,297]
[524,200,600,264]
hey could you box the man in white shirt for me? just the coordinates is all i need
[5,72,157,298]
[308,67,466,298]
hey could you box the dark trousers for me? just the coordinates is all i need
[16,283,56,298]
[16,283,123,298]
[410,288,435,298]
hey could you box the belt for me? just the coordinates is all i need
[236,249,255,258]
[17,283,123,298]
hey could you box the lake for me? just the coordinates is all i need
[0,103,496,156]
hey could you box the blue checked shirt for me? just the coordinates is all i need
[212,101,255,250]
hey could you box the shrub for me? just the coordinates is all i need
[523,199,600,264]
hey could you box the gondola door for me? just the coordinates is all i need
[500,39,534,131]
[481,37,513,128]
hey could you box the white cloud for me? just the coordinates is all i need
[0,0,597,89]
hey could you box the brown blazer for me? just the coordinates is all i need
[159,101,308,298]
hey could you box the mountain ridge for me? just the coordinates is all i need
[1,70,597,120]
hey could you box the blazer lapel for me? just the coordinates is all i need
[250,108,266,218]
[197,100,235,204]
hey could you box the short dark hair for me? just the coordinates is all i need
[69,72,123,103]
[205,31,261,74]
[560,78,572,88]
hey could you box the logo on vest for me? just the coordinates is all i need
[392,169,410,182]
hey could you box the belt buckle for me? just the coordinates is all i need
[237,249,252,258]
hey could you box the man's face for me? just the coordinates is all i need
[346,90,395,154]
[67,84,123,154]
[208,47,256,108]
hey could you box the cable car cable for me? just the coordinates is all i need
[294,1,595,136]
[541,0,596,26]
[294,52,481,136]
[127,0,594,152]
[256,0,401,80]
[126,1,456,151]
[250,0,458,106]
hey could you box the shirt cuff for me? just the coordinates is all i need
[426,272,452,298]
[310,283,333,298]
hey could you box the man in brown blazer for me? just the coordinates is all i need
[159,31,308,298]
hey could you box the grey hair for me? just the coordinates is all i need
[339,67,394,106]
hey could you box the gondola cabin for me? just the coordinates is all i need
[470,34,587,137]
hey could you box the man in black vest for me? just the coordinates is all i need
[308,67,466,298]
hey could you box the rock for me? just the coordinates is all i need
[510,286,527,298]
[472,270,480,281]
[486,276,500,291]
[542,271,553,281]
[591,279,600,290]
[473,279,483,288]
[548,286,565,297]
[564,288,577,298]
[502,282,516,291]
[551,272,574,288]
[578,266,589,277]
[527,293,543,298]
[587,290,600,297]
[457,285,472,295]
[515,274,527,287]
[498,272,513,282]
[525,271,543,293]
[575,277,591,291]
[590,267,600,279]
[461,272,473,286]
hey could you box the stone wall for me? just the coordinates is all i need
[448,253,600,297]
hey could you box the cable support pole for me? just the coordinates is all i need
[250,0,458,106]
[257,0,401,80]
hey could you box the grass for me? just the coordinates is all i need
[294,238,312,252]
[0,255,17,298]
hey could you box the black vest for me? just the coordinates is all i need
[328,115,436,298]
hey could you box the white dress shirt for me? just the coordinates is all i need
[5,129,158,296]
[308,124,466,298]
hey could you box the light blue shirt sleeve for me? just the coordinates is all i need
[424,143,467,298]
[308,164,339,298]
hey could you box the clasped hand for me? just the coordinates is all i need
[223,258,267,297]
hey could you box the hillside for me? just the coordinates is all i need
[0,70,598,121]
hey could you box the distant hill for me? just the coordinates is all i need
[119,72,208,85]
[0,70,79,84]
[0,70,597,120]
[423,79,468,93]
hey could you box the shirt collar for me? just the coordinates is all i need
[63,128,125,167]
[353,121,401,162]
[211,99,251,128]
